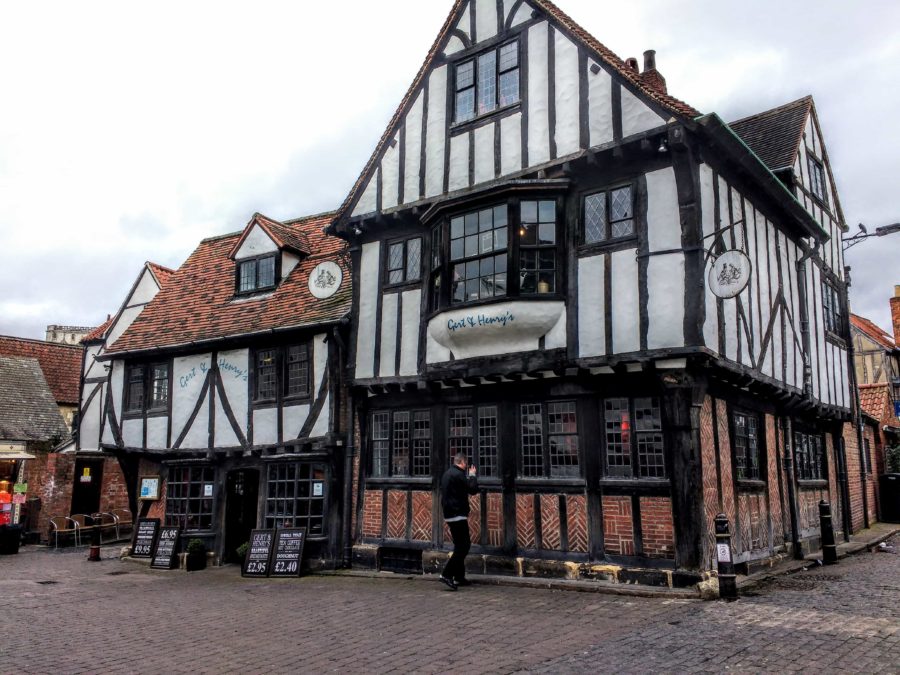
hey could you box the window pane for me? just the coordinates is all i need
[584,193,607,243]
[499,70,519,107]
[449,408,474,466]
[456,60,474,90]
[392,412,410,477]
[521,200,537,223]
[538,200,555,223]
[388,243,404,275]
[150,364,168,408]
[548,402,579,478]
[478,406,498,478]
[406,238,421,281]
[456,90,474,123]
[286,344,309,397]
[372,412,390,477]
[520,403,543,477]
[258,256,276,288]
[538,223,555,245]
[477,50,497,114]
[605,398,631,477]
[610,187,633,221]
[239,260,255,292]
[256,349,276,400]
[498,42,518,71]
[411,412,431,477]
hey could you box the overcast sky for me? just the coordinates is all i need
[1,0,898,341]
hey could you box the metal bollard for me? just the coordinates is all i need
[714,513,737,601]
[819,500,837,565]
[87,518,101,562]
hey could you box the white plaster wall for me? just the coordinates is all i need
[379,292,399,377]
[146,416,168,450]
[745,201,761,364]
[282,252,301,280]
[312,333,328,396]
[107,305,144,347]
[381,134,401,210]
[699,164,719,353]
[500,112,522,176]
[83,344,102,378]
[527,21,550,166]
[213,394,239,448]
[448,132,470,192]
[577,254,605,357]
[283,403,311,440]
[444,34,465,56]
[217,348,249,438]
[171,353,212,447]
[587,61,613,148]
[355,243,380,379]
[404,91,424,205]
[79,384,103,451]
[787,242,803,390]
[425,66,448,198]
[647,253,685,350]
[352,169,379,217]
[621,86,665,138]
[310,394,330,438]
[399,289,421,376]
[807,264,820,401]
[508,0,531,27]
[761,218,776,378]
[610,249,640,354]
[455,3,471,40]
[253,407,278,446]
[426,333,452,364]
[131,268,161,305]
[646,167,680,252]
[122,419,142,448]
[109,360,125,426]
[553,30,580,157]
[235,224,277,259]
[475,0,498,43]
[474,123,495,185]
[544,306,567,349]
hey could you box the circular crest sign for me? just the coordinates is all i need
[308,261,342,299]
[708,250,752,299]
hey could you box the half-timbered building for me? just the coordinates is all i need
[89,213,352,567]
[331,0,864,586]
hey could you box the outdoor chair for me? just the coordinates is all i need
[91,512,119,542]
[48,516,79,548]
[111,509,133,537]
[69,514,96,546]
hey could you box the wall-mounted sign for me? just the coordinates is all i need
[708,250,752,299]
[139,476,160,500]
[203,483,214,498]
[308,261,343,299]
[13,483,27,494]
[313,482,323,497]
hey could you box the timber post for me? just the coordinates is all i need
[714,513,737,601]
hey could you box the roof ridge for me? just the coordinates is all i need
[0,335,82,350]
[729,95,812,126]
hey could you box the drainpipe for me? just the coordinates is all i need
[782,417,802,559]
[333,323,355,568]
[796,241,819,398]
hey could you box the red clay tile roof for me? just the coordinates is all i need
[851,314,897,352]
[729,96,811,172]
[146,261,176,287]
[858,383,893,425]
[335,0,700,223]
[106,212,350,356]
[0,356,69,441]
[228,213,311,259]
[82,317,113,343]
[0,336,82,405]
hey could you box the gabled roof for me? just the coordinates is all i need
[729,96,811,172]
[0,336,82,405]
[335,0,700,224]
[851,314,897,352]
[0,356,69,442]
[82,316,114,343]
[858,383,894,427]
[228,212,311,260]
[105,212,350,356]
[146,261,176,287]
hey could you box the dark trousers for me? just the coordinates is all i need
[443,519,471,581]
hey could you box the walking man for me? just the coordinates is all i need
[439,452,478,590]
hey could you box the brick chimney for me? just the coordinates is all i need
[640,49,667,94]
[891,284,900,345]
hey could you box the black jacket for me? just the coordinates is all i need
[440,464,478,519]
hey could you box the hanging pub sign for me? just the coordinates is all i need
[132,518,160,558]
[242,529,275,577]
[270,528,306,578]
[150,527,181,570]
[708,250,752,299]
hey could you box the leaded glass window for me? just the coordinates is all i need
[387,237,422,285]
[370,409,431,478]
[255,349,277,401]
[450,206,508,303]
[603,397,666,479]
[733,411,760,480]
[285,344,310,398]
[519,200,557,294]
[808,156,827,204]
[165,466,215,530]
[794,429,825,480]
[125,365,145,413]
[448,405,499,478]
[238,255,277,294]
[265,462,326,536]
[583,185,635,244]
[454,40,519,123]
[149,363,169,410]
[519,401,580,478]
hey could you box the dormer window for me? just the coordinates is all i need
[454,40,520,124]
[237,254,277,294]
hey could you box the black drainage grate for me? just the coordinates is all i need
[35,580,59,585]
[106,570,129,576]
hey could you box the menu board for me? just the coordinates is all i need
[270,528,306,578]
[150,527,181,570]
[132,518,160,558]
[241,529,274,577]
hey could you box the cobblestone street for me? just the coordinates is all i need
[1,536,897,674]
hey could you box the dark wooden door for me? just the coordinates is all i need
[70,459,104,516]
[224,469,259,563]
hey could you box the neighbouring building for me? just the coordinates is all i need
[328,0,866,587]
[0,356,69,529]
[88,214,352,566]
[45,325,95,346]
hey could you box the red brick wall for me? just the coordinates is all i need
[410,491,431,541]
[736,492,767,553]
[640,496,674,559]
[565,494,588,553]
[486,492,503,548]
[890,291,900,345]
[139,459,164,521]
[515,493,536,550]
[765,415,784,546]
[602,495,634,556]
[716,399,736,531]
[361,489,382,538]
[699,396,719,567]
[843,424,865,532]
[386,490,406,539]
[540,494,561,550]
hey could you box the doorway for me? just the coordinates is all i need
[224,469,259,563]
[71,459,104,516]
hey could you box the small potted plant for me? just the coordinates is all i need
[235,541,249,563]
[185,538,207,571]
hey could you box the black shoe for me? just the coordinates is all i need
[455,578,472,586]
[439,575,458,591]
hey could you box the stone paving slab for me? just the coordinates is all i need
[1,535,897,674]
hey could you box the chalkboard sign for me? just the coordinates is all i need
[150,527,181,570]
[132,518,160,558]
[242,529,274,577]
[270,528,306,578]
